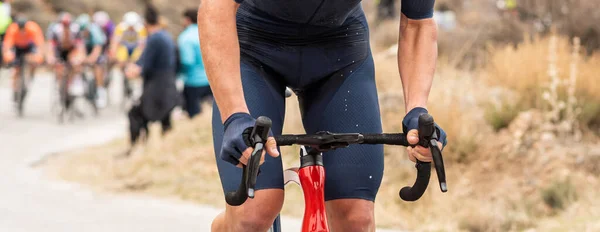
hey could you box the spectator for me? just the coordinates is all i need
[125,5,179,155]
[0,0,13,66]
[178,9,211,118]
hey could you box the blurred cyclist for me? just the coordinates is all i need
[110,11,146,101]
[93,11,115,48]
[46,12,85,83]
[76,14,108,108]
[110,11,146,71]
[2,14,44,102]
[93,11,115,84]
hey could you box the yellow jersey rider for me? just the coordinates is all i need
[109,11,146,66]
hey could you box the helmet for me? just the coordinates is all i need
[15,16,28,30]
[76,14,91,30]
[58,12,72,25]
[93,11,110,26]
[123,11,141,27]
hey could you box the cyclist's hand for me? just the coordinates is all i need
[30,54,44,64]
[4,51,15,64]
[402,107,447,163]
[221,113,279,168]
[85,57,96,65]
[46,56,56,66]
[125,63,141,78]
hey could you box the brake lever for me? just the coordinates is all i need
[246,117,272,199]
[225,117,272,206]
[429,139,447,192]
[418,114,448,193]
[246,142,263,198]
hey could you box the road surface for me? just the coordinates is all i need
[0,70,400,232]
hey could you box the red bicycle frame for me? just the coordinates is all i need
[282,146,329,232]
[298,164,328,231]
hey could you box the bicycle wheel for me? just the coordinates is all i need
[15,61,28,117]
[83,69,98,116]
[58,65,71,124]
[121,75,133,111]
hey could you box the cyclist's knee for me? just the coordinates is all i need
[327,199,375,231]
[227,189,283,230]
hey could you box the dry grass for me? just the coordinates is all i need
[484,34,600,133]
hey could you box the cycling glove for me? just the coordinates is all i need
[402,107,447,147]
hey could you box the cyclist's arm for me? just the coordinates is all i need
[45,26,57,63]
[2,23,16,54]
[198,0,246,122]
[30,23,45,49]
[88,26,106,60]
[397,0,437,112]
[109,28,122,57]
[137,27,147,49]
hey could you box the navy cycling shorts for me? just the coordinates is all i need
[212,4,384,202]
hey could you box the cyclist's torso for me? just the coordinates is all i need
[47,23,80,50]
[5,22,43,48]
[99,21,115,50]
[115,23,146,49]
[78,24,106,53]
[241,0,362,27]
[237,2,369,88]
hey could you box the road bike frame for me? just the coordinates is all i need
[227,115,447,232]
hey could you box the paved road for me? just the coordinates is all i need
[0,70,399,232]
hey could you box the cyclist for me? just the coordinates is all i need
[93,11,115,87]
[198,0,448,231]
[2,15,44,102]
[110,11,146,72]
[110,11,146,102]
[46,12,84,84]
[76,14,108,108]
[93,11,115,46]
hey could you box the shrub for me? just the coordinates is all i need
[541,178,578,212]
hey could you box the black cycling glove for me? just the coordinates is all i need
[402,107,447,147]
[220,113,256,166]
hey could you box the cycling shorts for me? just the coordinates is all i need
[116,45,142,63]
[15,43,37,58]
[213,5,384,202]
[84,46,108,65]
[56,47,76,63]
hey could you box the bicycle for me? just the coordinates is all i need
[80,62,99,115]
[10,53,31,117]
[225,114,448,232]
[121,67,136,111]
[55,60,98,123]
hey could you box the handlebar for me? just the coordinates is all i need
[224,114,447,206]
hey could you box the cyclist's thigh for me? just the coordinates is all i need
[299,52,384,202]
[212,61,287,194]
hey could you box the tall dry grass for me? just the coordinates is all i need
[484,34,600,134]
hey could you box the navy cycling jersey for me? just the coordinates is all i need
[235,0,435,27]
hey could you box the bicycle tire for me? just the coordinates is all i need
[16,59,28,117]
[83,68,99,116]
[58,64,72,124]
